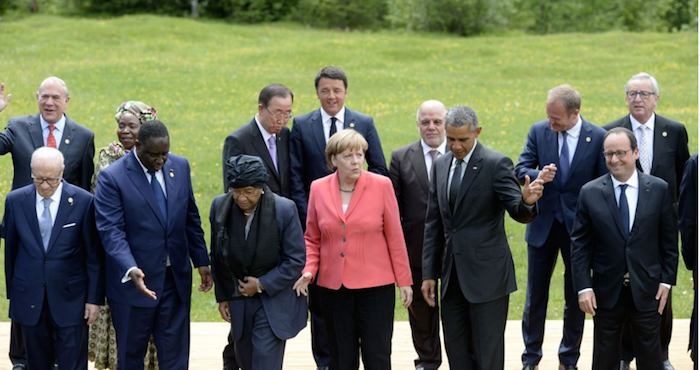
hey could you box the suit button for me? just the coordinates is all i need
[342,238,346,242]
[341,223,346,228]
[30,305,34,309]
[341,253,345,257]
[45,259,48,264]
[41,282,45,287]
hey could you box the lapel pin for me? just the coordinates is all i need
[586,137,591,142]
[64,139,70,145]
[646,189,651,192]
[349,122,355,128]
[170,169,175,178]
[473,166,478,170]
[68,197,74,205]
[662,131,668,137]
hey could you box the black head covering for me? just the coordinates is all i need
[226,155,269,189]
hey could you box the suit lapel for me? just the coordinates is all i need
[47,183,75,253]
[630,173,651,240]
[545,128,565,187]
[310,110,327,158]
[344,170,366,218]
[163,159,176,231]
[566,120,594,185]
[127,152,166,228]
[455,143,483,211]
[330,173,347,223]
[602,174,627,239]
[650,116,666,174]
[58,116,75,152]
[408,142,430,194]
[277,128,289,189]
[22,187,44,249]
[248,120,279,180]
[29,114,44,149]
[620,115,645,173]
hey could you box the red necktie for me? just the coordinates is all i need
[47,125,57,148]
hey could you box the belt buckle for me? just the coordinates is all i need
[622,278,631,287]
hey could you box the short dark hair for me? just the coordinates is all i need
[258,84,294,107]
[604,127,638,150]
[445,105,479,130]
[139,120,169,146]
[314,66,348,90]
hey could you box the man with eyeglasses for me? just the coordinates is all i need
[222,84,293,199]
[604,72,689,370]
[0,76,95,370]
[571,127,678,370]
[516,85,607,370]
[3,147,103,370]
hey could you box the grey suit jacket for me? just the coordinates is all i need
[222,118,290,197]
[571,172,678,311]
[389,140,431,267]
[422,142,536,303]
[0,113,95,191]
[604,114,689,200]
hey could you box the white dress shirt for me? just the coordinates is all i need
[421,139,447,181]
[35,182,63,226]
[40,114,66,147]
[558,115,582,163]
[630,113,655,167]
[255,115,276,151]
[321,106,346,143]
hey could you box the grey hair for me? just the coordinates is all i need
[31,147,65,168]
[445,105,479,130]
[37,76,69,97]
[416,100,447,122]
[547,84,581,115]
[626,72,659,96]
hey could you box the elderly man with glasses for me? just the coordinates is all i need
[604,72,690,370]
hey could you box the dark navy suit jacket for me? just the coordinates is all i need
[515,118,607,247]
[0,114,95,191]
[3,181,103,327]
[94,150,210,308]
[289,107,388,224]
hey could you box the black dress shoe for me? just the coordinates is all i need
[12,364,27,370]
[559,365,578,370]
[317,367,330,370]
[522,365,538,370]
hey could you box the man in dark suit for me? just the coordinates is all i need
[289,66,388,370]
[421,105,544,370]
[0,76,95,191]
[604,73,689,370]
[3,147,103,370]
[389,100,446,370]
[94,120,213,370]
[222,83,293,196]
[516,85,607,370]
[571,127,678,370]
[0,76,95,370]
[679,152,697,368]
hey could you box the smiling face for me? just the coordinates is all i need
[316,77,347,117]
[546,99,579,132]
[604,132,639,182]
[135,136,170,173]
[626,79,658,123]
[37,81,70,124]
[117,113,142,150]
[446,124,481,160]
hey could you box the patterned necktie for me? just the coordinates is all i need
[619,184,629,239]
[47,125,57,148]
[638,126,651,174]
[329,117,338,139]
[449,159,463,212]
[428,150,438,182]
[39,198,52,250]
[268,135,278,173]
[559,131,570,183]
[148,170,167,223]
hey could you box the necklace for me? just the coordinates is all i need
[339,187,355,193]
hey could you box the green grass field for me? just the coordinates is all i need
[0,15,696,322]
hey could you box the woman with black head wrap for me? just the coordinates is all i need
[210,155,308,370]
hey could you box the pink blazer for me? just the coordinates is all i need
[303,171,412,290]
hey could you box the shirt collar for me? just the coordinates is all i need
[320,106,346,125]
[611,169,639,189]
[420,139,446,156]
[630,113,656,132]
[40,114,66,132]
[134,148,160,175]
[454,139,478,165]
[254,115,274,142]
[564,115,583,138]
[36,181,63,205]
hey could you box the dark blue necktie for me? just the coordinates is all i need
[619,184,629,239]
[449,159,463,212]
[148,170,167,223]
[329,117,338,138]
[559,131,570,183]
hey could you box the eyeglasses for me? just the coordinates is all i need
[264,106,293,120]
[626,90,655,100]
[230,188,259,198]
[31,171,63,186]
[603,149,632,159]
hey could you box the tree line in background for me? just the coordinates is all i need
[1,0,697,35]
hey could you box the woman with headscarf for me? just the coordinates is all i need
[293,129,413,370]
[88,101,159,370]
[211,155,307,370]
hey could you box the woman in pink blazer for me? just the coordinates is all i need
[294,129,412,370]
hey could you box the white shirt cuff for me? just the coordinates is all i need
[122,266,138,283]
[578,288,593,295]
[660,283,671,290]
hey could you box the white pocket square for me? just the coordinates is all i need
[62,223,76,228]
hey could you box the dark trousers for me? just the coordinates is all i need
[23,295,88,370]
[408,265,441,370]
[231,297,286,370]
[223,330,240,369]
[110,268,190,370]
[318,284,395,370]
[441,272,509,370]
[621,288,673,361]
[594,285,663,370]
[309,281,331,367]
[9,320,25,365]
[521,221,584,366]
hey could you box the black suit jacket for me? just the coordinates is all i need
[571,172,678,312]
[222,118,290,197]
[422,142,537,303]
[604,114,689,200]
[0,114,95,191]
[389,140,433,268]
[679,153,697,278]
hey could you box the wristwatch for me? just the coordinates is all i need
[255,279,263,294]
